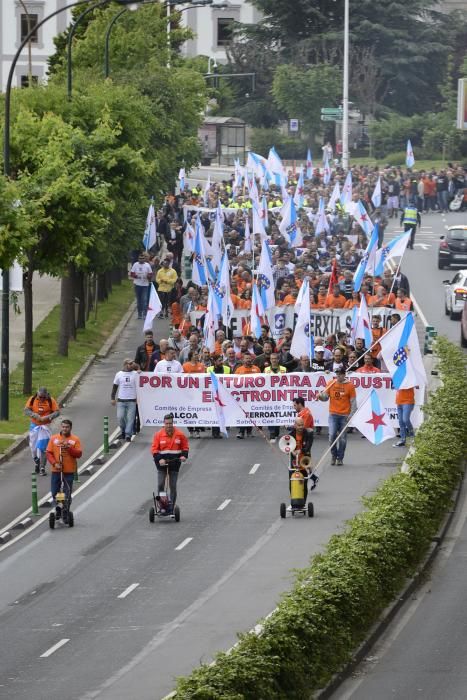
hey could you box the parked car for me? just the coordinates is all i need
[461,301,467,348]
[438,225,467,269]
[443,270,467,320]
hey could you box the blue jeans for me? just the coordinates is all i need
[134,284,149,317]
[117,400,137,438]
[397,404,414,443]
[328,413,349,460]
[51,472,74,507]
[437,190,448,212]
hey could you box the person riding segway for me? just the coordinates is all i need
[279,418,316,518]
[150,413,189,522]
[46,419,82,528]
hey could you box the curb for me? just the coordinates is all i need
[316,471,464,699]
[0,299,136,467]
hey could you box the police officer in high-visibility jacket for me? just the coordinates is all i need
[399,201,421,249]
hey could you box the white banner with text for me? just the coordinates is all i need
[137,371,423,429]
[190,306,408,341]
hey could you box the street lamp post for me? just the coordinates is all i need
[342,0,350,170]
[104,7,129,78]
[1,0,96,420]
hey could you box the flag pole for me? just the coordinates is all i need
[388,258,403,298]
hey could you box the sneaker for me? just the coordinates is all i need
[236,434,244,440]
[331,457,336,465]
[269,437,277,444]
[40,467,47,476]
[125,436,132,443]
[310,474,319,490]
[336,459,343,466]
[393,440,406,447]
[119,433,126,441]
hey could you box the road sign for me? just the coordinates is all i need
[289,118,299,132]
[321,115,341,122]
[321,107,343,115]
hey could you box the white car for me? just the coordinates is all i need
[443,270,467,320]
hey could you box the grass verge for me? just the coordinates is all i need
[350,157,449,170]
[173,338,467,699]
[0,280,133,452]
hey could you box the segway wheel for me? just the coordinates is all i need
[48,512,55,529]
[308,502,314,518]
[280,503,286,519]
[149,507,155,523]
[67,511,74,528]
[174,505,180,523]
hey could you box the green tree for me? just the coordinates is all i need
[272,63,341,137]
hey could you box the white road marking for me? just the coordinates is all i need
[413,243,431,250]
[40,638,70,658]
[117,583,140,599]
[249,463,260,474]
[217,499,231,511]
[175,537,193,551]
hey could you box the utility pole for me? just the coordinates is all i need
[342,0,350,170]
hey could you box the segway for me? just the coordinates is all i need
[49,473,74,529]
[278,434,314,519]
[149,463,181,523]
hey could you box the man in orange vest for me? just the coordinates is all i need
[46,419,82,518]
[151,414,189,508]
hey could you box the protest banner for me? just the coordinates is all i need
[136,371,423,429]
[190,306,408,341]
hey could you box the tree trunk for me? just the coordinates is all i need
[75,268,86,330]
[58,267,74,356]
[111,267,122,285]
[22,263,34,396]
[97,273,107,302]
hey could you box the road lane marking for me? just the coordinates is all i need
[175,537,192,551]
[217,499,231,511]
[40,638,70,658]
[118,583,140,599]
[249,463,260,474]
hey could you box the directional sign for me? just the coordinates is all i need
[289,118,299,132]
[321,115,341,122]
[321,107,343,115]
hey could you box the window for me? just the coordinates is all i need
[20,13,39,43]
[217,18,234,46]
[20,75,38,88]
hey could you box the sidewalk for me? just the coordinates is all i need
[0,275,61,374]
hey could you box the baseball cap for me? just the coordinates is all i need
[314,346,325,353]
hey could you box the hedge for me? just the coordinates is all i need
[173,338,467,699]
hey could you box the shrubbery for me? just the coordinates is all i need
[173,338,467,699]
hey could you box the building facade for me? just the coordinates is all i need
[181,1,262,63]
[0,0,70,92]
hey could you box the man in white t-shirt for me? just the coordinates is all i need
[111,359,140,441]
[129,253,153,319]
[154,347,183,373]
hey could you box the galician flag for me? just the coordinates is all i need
[374,230,411,276]
[293,168,305,209]
[142,202,156,251]
[328,181,341,211]
[250,282,265,339]
[354,294,372,348]
[306,148,313,179]
[257,240,275,310]
[323,152,331,185]
[279,195,303,247]
[371,176,381,208]
[350,390,396,444]
[178,168,186,192]
[290,278,313,360]
[340,171,353,211]
[213,251,234,328]
[353,223,379,292]
[208,371,247,437]
[406,140,415,168]
[203,287,217,352]
[244,216,252,253]
[379,312,426,389]
[253,204,268,242]
[143,283,162,332]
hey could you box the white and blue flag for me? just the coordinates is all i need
[374,231,410,276]
[379,312,426,389]
[257,240,275,310]
[353,223,379,292]
[406,140,415,168]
